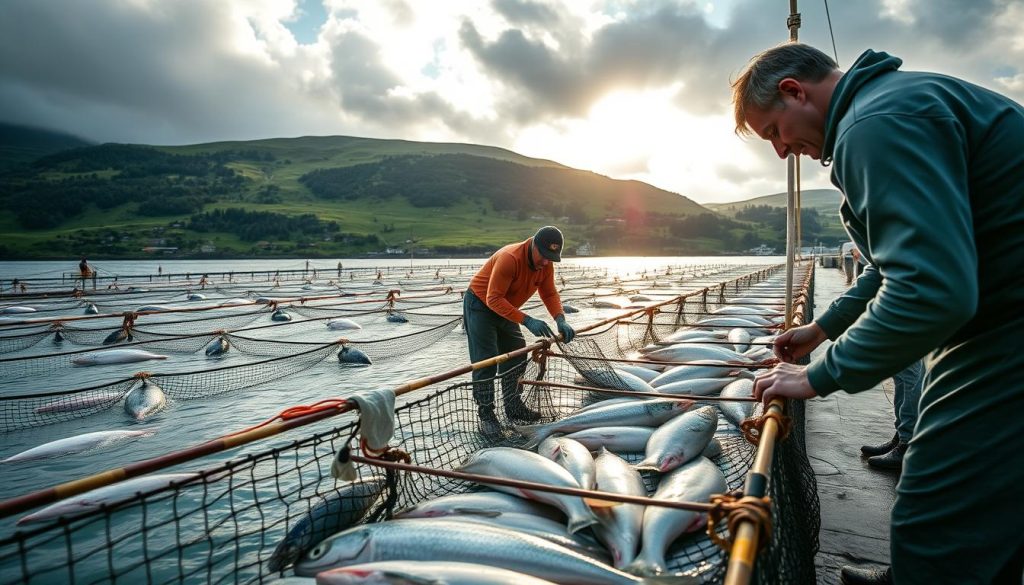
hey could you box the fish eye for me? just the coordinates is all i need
[307,542,327,561]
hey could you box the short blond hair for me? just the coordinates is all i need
[731,42,838,135]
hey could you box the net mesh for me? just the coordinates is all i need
[0,265,819,585]
[0,329,53,355]
[0,318,461,433]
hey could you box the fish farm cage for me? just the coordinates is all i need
[0,261,819,584]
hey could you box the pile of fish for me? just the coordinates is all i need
[264,297,782,584]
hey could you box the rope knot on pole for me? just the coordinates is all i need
[740,409,793,446]
[362,442,412,464]
[708,491,774,552]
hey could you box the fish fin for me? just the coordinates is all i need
[583,497,621,509]
[633,461,658,472]
[567,511,600,534]
[379,570,443,585]
[512,424,548,449]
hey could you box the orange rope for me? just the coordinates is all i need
[226,398,349,438]
[740,408,793,446]
[707,492,773,552]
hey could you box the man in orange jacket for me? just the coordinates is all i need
[464,226,575,438]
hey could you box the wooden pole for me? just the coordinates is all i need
[726,3,801,583]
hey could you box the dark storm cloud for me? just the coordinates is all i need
[459,0,1023,125]
[459,1,775,122]
[459,19,587,120]
[492,0,560,26]
[0,0,330,144]
[321,25,496,141]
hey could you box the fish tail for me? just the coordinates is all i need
[625,550,666,577]
[513,424,549,448]
[567,509,600,534]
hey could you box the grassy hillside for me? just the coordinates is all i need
[706,188,847,245]
[0,132,733,258]
[706,188,841,215]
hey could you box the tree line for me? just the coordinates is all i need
[185,208,377,244]
[0,144,257,228]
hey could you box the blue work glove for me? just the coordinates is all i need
[555,314,575,343]
[522,315,555,338]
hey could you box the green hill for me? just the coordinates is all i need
[706,188,842,215]
[706,188,847,246]
[0,130,795,258]
[0,122,94,172]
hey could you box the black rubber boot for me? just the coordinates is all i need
[504,394,540,422]
[867,442,908,470]
[478,408,503,440]
[860,431,899,457]
[840,565,892,585]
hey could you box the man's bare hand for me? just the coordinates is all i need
[772,322,827,363]
[753,362,817,405]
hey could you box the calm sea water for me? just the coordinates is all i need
[0,257,781,533]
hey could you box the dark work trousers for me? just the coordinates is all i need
[462,290,527,413]
[891,318,1024,583]
[892,360,923,443]
[842,256,855,284]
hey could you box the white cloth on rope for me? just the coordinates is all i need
[331,388,397,481]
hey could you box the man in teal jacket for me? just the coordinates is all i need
[732,43,1024,584]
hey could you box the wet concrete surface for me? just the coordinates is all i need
[807,264,898,583]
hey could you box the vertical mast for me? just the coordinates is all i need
[724,6,804,585]
[784,0,801,328]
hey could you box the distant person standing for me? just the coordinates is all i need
[852,246,866,278]
[464,226,575,438]
[839,241,855,284]
[78,257,92,288]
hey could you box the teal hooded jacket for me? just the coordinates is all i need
[805,50,1024,396]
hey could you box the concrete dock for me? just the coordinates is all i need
[807,263,897,583]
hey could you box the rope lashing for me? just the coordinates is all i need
[740,409,793,446]
[787,12,802,31]
[336,419,411,465]
[707,491,773,552]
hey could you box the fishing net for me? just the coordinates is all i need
[0,328,54,355]
[46,309,272,347]
[0,343,338,433]
[0,264,817,585]
[0,318,463,432]
[285,303,388,319]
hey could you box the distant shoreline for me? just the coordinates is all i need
[0,252,792,262]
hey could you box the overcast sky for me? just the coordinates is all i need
[1,0,1021,204]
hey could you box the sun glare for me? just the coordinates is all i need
[514,87,763,202]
